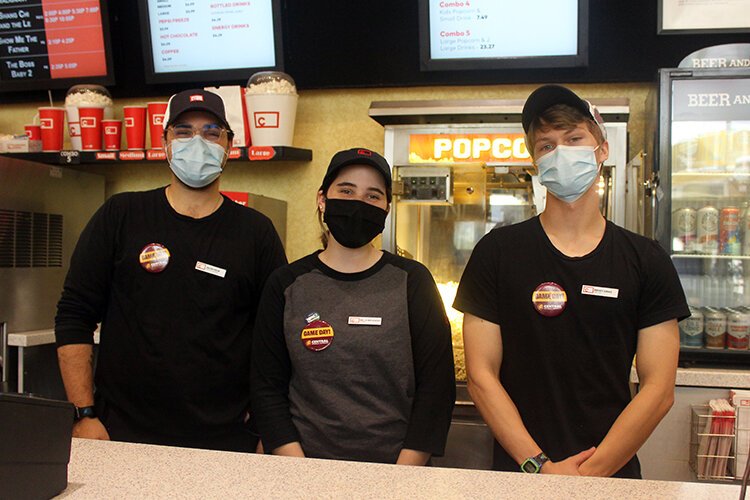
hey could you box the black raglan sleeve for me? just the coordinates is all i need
[250,268,300,452]
[402,261,456,457]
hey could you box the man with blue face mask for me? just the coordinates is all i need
[55,89,287,452]
[454,85,689,479]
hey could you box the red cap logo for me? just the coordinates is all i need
[357,149,372,156]
[189,95,204,102]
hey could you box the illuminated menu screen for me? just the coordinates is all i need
[427,0,578,60]
[147,0,277,74]
[0,0,108,83]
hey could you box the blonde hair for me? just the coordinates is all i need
[526,104,605,159]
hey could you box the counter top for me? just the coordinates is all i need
[631,366,750,389]
[59,439,740,499]
[8,328,99,347]
[8,329,56,347]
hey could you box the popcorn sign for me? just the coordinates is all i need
[409,133,532,164]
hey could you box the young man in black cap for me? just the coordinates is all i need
[55,89,287,451]
[454,85,689,478]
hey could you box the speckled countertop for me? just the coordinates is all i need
[57,439,740,499]
[630,366,750,389]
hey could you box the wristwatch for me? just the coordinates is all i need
[520,452,549,473]
[74,405,96,422]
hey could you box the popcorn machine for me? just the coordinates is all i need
[369,99,631,384]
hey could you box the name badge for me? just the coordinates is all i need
[195,261,226,278]
[581,285,619,299]
[348,316,382,326]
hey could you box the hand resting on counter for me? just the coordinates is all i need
[541,447,596,476]
[73,417,110,440]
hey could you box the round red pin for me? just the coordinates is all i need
[531,282,567,317]
[139,243,170,273]
[300,319,334,352]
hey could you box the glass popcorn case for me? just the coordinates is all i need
[392,148,537,381]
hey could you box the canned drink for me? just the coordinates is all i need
[719,207,741,255]
[672,208,697,253]
[726,309,750,350]
[703,307,727,349]
[697,206,719,255]
[679,306,704,348]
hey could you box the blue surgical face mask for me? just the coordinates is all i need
[536,145,601,204]
[168,136,227,188]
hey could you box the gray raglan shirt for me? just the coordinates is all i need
[251,251,455,463]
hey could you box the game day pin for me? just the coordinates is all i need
[139,243,170,273]
[531,282,567,317]
[301,317,334,352]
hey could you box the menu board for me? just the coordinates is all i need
[145,0,278,76]
[0,0,109,85]
[421,0,585,70]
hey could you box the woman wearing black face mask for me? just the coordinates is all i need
[251,148,455,465]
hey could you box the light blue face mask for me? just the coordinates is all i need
[168,136,227,188]
[536,145,601,204]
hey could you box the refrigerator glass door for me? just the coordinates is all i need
[667,76,750,359]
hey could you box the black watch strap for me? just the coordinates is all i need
[74,405,96,422]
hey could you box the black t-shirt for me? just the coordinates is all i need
[453,217,689,478]
[251,251,455,463]
[55,187,287,437]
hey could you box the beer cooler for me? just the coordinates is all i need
[649,68,750,367]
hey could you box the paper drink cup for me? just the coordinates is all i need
[123,106,147,150]
[147,102,168,149]
[102,119,122,151]
[78,106,105,150]
[24,124,41,140]
[38,107,66,152]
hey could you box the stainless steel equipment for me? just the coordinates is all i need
[247,194,288,247]
[0,156,105,396]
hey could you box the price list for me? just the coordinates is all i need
[0,0,107,82]
[429,0,578,60]
[148,0,276,74]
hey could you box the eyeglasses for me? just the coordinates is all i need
[169,124,228,143]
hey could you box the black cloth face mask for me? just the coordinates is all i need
[323,198,388,249]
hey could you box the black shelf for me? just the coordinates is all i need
[680,347,750,369]
[0,146,312,165]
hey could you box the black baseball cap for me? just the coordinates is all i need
[320,148,392,202]
[162,89,233,136]
[521,85,606,139]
